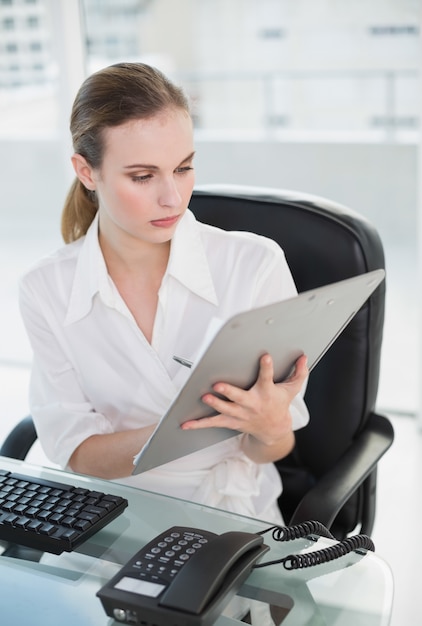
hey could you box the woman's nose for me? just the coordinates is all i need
[158,177,182,208]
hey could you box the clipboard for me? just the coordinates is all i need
[132,269,385,474]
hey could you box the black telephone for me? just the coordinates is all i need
[96,525,269,626]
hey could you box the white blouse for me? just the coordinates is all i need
[19,208,309,523]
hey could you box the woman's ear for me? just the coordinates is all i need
[71,154,97,191]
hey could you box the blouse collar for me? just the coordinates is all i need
[65,208,218,325]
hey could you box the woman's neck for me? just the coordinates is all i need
[98,230,171,343]
[99,231,170,277]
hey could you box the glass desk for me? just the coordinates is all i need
[0,457,393,625]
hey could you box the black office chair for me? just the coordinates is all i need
[188,184,393,539]
[0,415,37,460]
[1,184,394,539]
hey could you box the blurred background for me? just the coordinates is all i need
[0,1,420,623]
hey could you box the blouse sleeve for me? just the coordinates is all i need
[19,277,114,468]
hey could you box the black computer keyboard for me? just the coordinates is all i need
[0,469,128,555]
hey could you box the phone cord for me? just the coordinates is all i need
[282,534,375,570]
[258,520,335,542]
[256,521,375,569]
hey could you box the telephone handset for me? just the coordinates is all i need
[96,525,269,626]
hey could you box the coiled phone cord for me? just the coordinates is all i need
[258,520,335,542]
[254,520,375,570]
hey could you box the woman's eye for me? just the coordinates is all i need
[130,166,193,182]
[131,174,153,183]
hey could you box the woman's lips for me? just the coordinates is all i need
[150,215,180,228]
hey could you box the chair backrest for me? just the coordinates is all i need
[189,184,385,533]
[0,415,37,460]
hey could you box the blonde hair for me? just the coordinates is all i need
[62,63,190,243]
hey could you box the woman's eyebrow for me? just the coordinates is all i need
[123,151,195,171]
[179,151,196,165]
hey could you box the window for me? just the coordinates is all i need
[259,28,285,39]
[369,25,419,36]
[2,17,14,29]
[29,41,42,51]
[26,15,39,28]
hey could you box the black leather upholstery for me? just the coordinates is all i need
[0,415,37,460]
[189,184,393,538]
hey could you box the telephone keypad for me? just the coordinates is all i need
[124,527,218,586]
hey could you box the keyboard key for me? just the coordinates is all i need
[39,523,58,536]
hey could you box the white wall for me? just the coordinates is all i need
[0,138,68,225]
[194,139,417,247]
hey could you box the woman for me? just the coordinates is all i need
[19,63,309,525]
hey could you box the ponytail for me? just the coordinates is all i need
[61,178,98,243]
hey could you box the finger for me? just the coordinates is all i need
[256,353,275,386]
[181,414,241,431]
[281,354,308,391]
[289,354,308,381]
[201,391,244,417]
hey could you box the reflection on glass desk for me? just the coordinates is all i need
[0,457,393,625]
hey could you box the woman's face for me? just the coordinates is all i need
[85,108,195,250]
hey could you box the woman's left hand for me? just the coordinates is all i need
[181,353,308,462]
